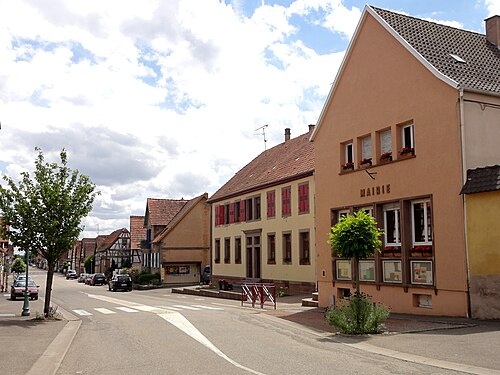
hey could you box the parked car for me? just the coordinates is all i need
[84,274,94,285]
[108,274,132,292]
[78,273,88,283]
[201,265,211,285]
[11,280,38,300]
[66,269,77,279]
[90,273,106,286]
[14,275,33,282]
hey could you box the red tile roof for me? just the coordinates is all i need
[129,215,147,250]
[97,228,129,252]
[145,198,188,226]
[208,129,314,202]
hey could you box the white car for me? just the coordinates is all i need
[66,269,77,279]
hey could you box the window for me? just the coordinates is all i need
[282,232,292,263]
[234,202,241,223]
[282,186,291,217]
[235,237,241,264]
[214,239,220,263]
[412,199,432,245]
[359,260,375,282]
[380,129,392,154]
[299,231,310,265]
[244,196,261,221]
[215,205,225,226]
[384,203,401,246]
[411,261,433,285]
[229,203,235,224]
[239,200,246,222]
[382,260,402,283]
[345,142,353,163]
[298,183,309,214]
[224,238,230,263]
[336,260,352,280]
[401,123,414,149]
[267,234,276,264]
[224,204,230,224]
[361,136,372,161]
[267,190,276,218]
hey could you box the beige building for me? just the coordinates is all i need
[208,127,316,293]
[311,6,500,316]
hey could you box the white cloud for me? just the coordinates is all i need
[485,0,500,16]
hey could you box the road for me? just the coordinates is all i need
[44,272,460,375]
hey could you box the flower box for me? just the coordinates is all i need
[341,162,354,171]
[399,147,414,159]
[359,158,372,168]
[380,152,392,163]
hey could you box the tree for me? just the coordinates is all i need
[0,148,98,317]
[328,210,383,293]
[84,254,95,274]
[326,210,389,334]
[11,257,26,276]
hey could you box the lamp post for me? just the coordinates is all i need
[21,248,30,316]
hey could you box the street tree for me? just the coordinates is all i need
[0,148,98,317]
[326,210,388,334]
[11,257,26,276]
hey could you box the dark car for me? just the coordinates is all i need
[108,274,132,292]
[201,265,211,285]
[90,273,106,286]
[11,280,38,300]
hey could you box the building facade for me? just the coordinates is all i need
[312,6,500,316]
[208,127,316,293]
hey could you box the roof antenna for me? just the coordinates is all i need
[255,124,269,151]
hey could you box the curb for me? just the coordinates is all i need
[26,300,81,375]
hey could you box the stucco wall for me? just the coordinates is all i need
[313,13,468,316]
[212,176,316,284]
[466,191,500,319]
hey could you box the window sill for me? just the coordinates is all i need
[267,260,276,265]
[299,260,311,265]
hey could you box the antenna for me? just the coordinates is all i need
[255,124,269,151]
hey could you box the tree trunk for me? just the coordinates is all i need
[44,261,55,317]
[354,256,360,295]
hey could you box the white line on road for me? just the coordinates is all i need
[72,309,92,316]
[173,305,200,310]
[115,306,138,313]
[156,305,183,311]
[94,308,116,315]
[191,305,224,310]
[0,313,15,317]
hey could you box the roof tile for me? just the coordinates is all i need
[461,165,500,194]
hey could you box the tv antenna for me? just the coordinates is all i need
[255,124,269,151]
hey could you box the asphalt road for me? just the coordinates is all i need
[47,274,462,375]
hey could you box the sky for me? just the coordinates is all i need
[1,0,499,239]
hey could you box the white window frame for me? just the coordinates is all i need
[359,206,373,216]
[411,199,432,245]
[345,143,353,164]
[402,124,414,149]
[383,203,401,246]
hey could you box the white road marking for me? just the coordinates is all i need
[0,313,15,317]
[86,293,266,375]
[73,309,92,316]
[195,298,205,301]
[94,308,116,315]
[191,305,223,310]
[173,305,200,310]
[156,305,183,311]
[115,306,138,313]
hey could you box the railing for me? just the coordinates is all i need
[241,283,276,309]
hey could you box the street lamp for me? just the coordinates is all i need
[21,248,30,316]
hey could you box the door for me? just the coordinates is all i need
[246,234,261,279]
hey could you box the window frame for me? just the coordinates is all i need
[401,123,414,149]
[235,236,242,264]
[383,203,401,247]
[345,142,354,164]
[267,233,276,264]
[224,237,231,264]
[299,230,310,265]
[214,239,221,264]
[282,232,292,264]
[411,199,433,245]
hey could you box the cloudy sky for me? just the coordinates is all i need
[1,0,499,238]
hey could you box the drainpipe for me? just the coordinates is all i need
[459,88,472,318]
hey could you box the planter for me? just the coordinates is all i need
[360,162,372,169]
[379,157,392,164]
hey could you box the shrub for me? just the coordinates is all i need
[325,292,389,334]
[128,268,140,283]
[137,273,160,285]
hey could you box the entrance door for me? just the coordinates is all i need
[246,234,261,279]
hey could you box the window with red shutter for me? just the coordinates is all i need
[240,200,246,222]
[282,186,291,217]
[219,205,225,225]
[215,205,219,226]
[267,190,275,218]
[298,183,309,214]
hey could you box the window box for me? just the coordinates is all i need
[383,246,401,257]
[379,151,392,163]
[399,147,414,158]
[341,162,354,171]
[359,158,372,168]
[411,245,433,257]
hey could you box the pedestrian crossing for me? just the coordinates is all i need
[72,303,224,316]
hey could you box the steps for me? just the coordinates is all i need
[301,291,319,307]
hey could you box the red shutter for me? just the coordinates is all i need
[267,191,275,218]
[219,205,225,225]
[229,203,235,223]
[215,205,220,226]
[303,183,309,212]
[240,200,246,222]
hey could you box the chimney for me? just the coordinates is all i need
[284,128,291,142]
[308,124,316,132]
[486,15,500,48]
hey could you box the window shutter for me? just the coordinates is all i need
[215,205,219,226]
[219,206,225,225]
[304,183,309,212]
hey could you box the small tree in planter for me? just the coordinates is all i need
[326,210,389,334]
[11,257,26,278]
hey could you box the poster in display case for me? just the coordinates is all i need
[359,260,375,281]
[411,261,433,285]
[382,260,402,283]
[336,260,352,280]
